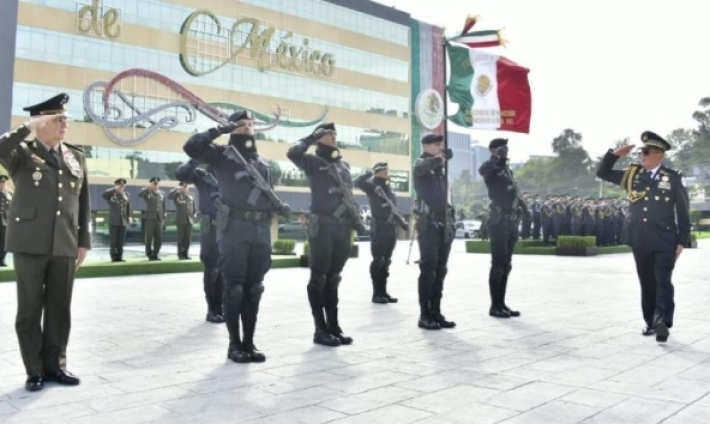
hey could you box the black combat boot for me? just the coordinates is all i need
[418,301,441,330]
[226,321,251,363]
[326,307,353,345]
[489,266,511,318]
[431,298,456,328]
[500,265,520,317]
[241,309,266,362]
[372,278,389,304]
[381,263,398,303]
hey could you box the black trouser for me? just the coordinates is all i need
[108,225,126,260]
[370,220,397,296]
[570,223,582,236]
[632,249,676,329]
[177,223,193,258]
[582,224,595,237]
[542,220,553,245]
[220,217,271,348]
[553,221,563,240]
[532,214,541,240]
[14,253,75,377]
[200,219,223,315]
[307,217,351,332]
[0,225,7,263]
[144,219,162,257]
[417,220,453,316]
[487,216,519,309]
[595,221,605,246]
[520,218,531,239]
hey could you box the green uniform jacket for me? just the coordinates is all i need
[102,188,130,226]
[0,190,12,227]
[0,125,91,257]
[138,187,165,221]
[168,189,195,225]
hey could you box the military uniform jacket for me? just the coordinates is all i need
[0,190,12,227]
[478,155,524,213]
[138,187,166,221]
[102,188,130,226]
[0,126,91,256]
[596,151,690,251]
[354,174,398,221]
[169,189,195,224]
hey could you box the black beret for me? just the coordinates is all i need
[149,177,161,183]
[640,131,671,151]
[316,122,336,132]
[421,133,444,144]
[23,93,70,117]
[488,138,508,149]
[114,178,127,185]
[228,110,253,122]
[373,162,388,172]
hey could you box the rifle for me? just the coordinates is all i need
[323,164,366,232]
[223,145,290,217]
[406,225,417,264]
[374,185,408,231]
[212,194,230,231]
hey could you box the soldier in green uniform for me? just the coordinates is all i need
[139,177,165,260]
[0,93,91,391]
[102,178,130,262]
[0,174,12,266]
[169,181,195,260]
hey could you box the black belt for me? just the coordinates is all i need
[315,214,351,226]
[228,209,272,221]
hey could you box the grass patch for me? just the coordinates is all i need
[0,256,300,283]
[466,240,631,255]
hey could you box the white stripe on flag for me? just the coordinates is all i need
[469,50,501,129]
[454,34,499,44]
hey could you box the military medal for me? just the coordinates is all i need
[662,176,669,182]
[32,171,42,186]
[30,153,45,164]
[245,140,253,148]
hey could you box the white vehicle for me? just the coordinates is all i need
[455,220,481,239]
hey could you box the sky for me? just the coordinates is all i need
[387,0,708,162]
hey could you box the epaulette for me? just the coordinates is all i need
[620,163,642,189]
[62,142,85,153]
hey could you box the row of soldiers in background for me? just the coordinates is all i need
[102,177,196,261]
[479,194,629,247]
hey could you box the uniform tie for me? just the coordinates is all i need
[49,148,60,168]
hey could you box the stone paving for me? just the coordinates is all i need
[1,239,709,424]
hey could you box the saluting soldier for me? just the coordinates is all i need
[541,197,554,245]
[479,138,529,318]
[0,174,12,266]
[582,198,596,237]
[596,131,690,342]
[413,134,457,330]
[570,198,584,236]
[185,110,289,363]
[169,181,195,260]
[531,194,542,240]
[175,159,224,323]
[520,193,532,240]
[354,162,408,304]
[288,123,366,346]
[0,93,90,391]
[138,177,165,260]
[101,177,130,262]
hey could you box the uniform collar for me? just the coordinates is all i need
[648,163,662,179]
[36,137,60,153]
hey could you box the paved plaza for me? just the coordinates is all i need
[1,240,709,424]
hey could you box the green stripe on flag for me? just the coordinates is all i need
[446,44,475,108]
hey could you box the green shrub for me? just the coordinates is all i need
[303,241,310,256]
[556,235,596,248]
[273,239,296,254]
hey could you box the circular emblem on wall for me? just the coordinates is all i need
[415,89,444,130]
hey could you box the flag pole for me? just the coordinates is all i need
[442,35,452,232]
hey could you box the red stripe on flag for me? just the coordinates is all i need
[459,40,502,48]
[496,56,532,133]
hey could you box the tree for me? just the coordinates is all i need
[665,128,695,172]
[551,128,582,153]
[691,97,710,167]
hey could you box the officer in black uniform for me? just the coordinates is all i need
[354,162,408,304]
[596,131,690,342]
[174,159,224,323]
[288,123,366,346]
[102,178,130,262]
[531,195,542,240]
[0,175,12,266]
[413,134,456,330]
[520,193,532,239]
[184,110,289,362]
[479,138,529,318]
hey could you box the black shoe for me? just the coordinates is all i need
[206,312,225,323]
[44,369,80,385]
[0,262,7,267]
[418,315,441,330]
[148,256,156,261]
[25,375,43,391]
[384,293,398,303]
[313,329,341,347]
[432,314,456,328]
[227,345,252,363]
[154,256,161,261]
[489,307,511,318]
[117,258,126,262]
[184,256,192,260]
[330,327,353,345]
[642,327,655,336]
[243,342,266,362]
[654,322,669,343]
[502,305,521,317]
[372,294,389,304]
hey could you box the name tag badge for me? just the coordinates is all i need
[658,182,671,190]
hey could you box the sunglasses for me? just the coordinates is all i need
[639,149,661,156]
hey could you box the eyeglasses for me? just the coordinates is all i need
[639,149,662,156]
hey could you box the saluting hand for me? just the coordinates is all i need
[613,145,635,157]
[76,247,88,269]
[26,114,64,131]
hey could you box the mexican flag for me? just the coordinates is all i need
[446,43,532,133]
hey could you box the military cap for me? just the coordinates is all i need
[114,178,127,185]
[421,133,444,144]
[149,177,161,183]
[22,93,70,117]
[488,138,508,149]
[228,110,253,122]
[315,122,336,132]
[373,162,388,172]
[640,131,671,151]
